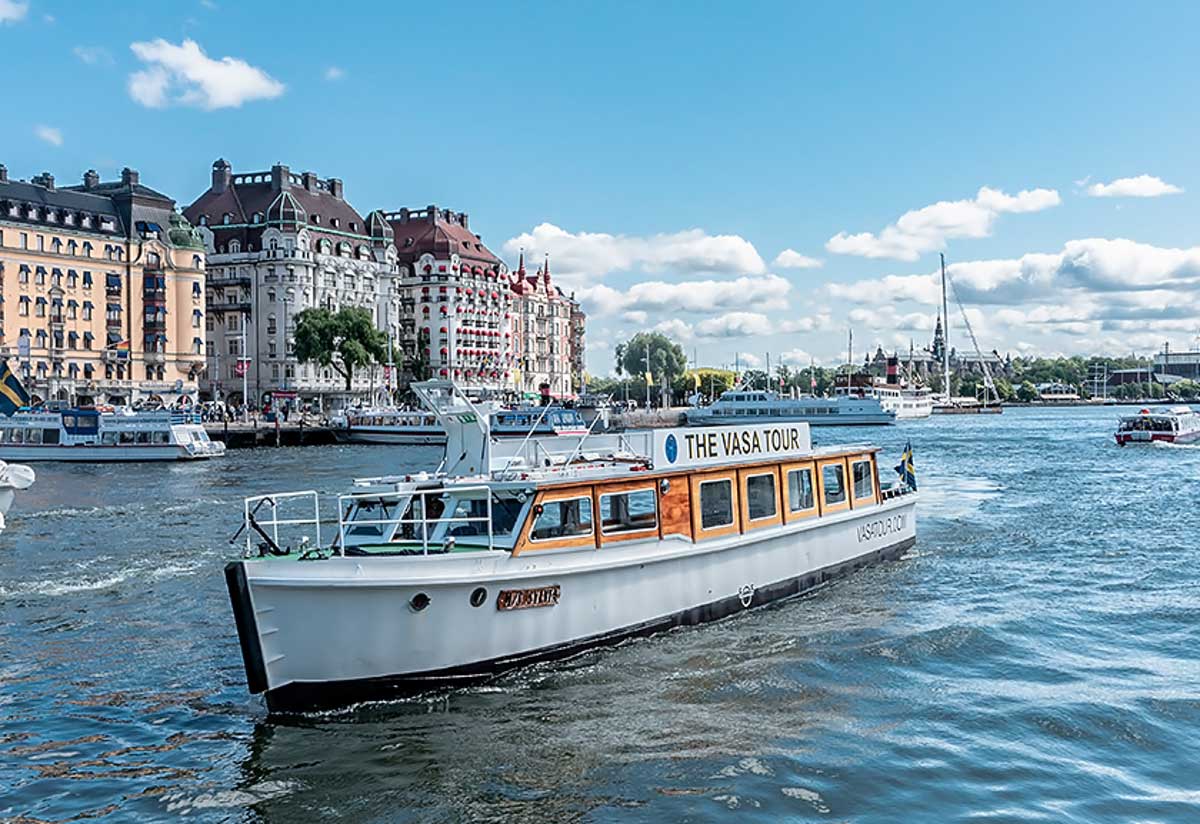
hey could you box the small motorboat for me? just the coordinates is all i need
[1114,406,1200,446]
[0,460,36,533]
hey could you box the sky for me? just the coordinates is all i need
[3,0,1200,375]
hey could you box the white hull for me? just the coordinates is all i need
[230,496,916,711]
[333,428,447,446]
[0,444,221,462]
[0,487,13,516]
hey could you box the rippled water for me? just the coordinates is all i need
[2,407,1199,822]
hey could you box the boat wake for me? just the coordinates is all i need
[1151,441,1200,450]
[0,556,209,599]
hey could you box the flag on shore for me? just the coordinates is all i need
[894,441,917,490]
[0,359,31,417]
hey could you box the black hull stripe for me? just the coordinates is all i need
[225,562,269,695]
[260,536,917,715]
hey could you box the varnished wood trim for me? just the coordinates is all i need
[849,454,876,509]
[738,467,782,530]
[689,470,740,540]
[780,460,819,523]
[514,488,597,555]
[817,457,851,515]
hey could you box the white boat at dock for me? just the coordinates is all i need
[0,407,226,462]
[686,388,896,427]
[331,404,590,445]
[224,380,917,712]
[0,460,35,533]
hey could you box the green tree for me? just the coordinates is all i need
[1016,380,1038,402]
[293,306,389,392]
[672,368,736,401]
[741,368,769,389]
[617,332,688,387]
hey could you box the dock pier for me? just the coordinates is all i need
[205,419,338,449]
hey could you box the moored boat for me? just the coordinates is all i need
[224,381,917,712]
[1114,406,1200,446]
[0,407,225,462]
[687,388,896,427]
[331,403,590,445]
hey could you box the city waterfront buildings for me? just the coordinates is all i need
[510,254,582,399]
[184,160,401,409]
[0,165,207,406]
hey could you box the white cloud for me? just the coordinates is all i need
[695,312,774,338]
[73,45,113,65]
[324,66,345,81]
[772,249,822,269]
[621,310,648,325]
[504,223,766,280]
[779,348,817,366]
[577,273,792,317]
[737,353,763,368]
[826,185,1061,261]
[128,38,284,110]
[1086,174,1183,198]
[777,313,834,333]
[651,319,694,341]
[0,0,27,24]
[34,125,62,147]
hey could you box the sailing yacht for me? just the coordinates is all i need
[932,254,1003,415]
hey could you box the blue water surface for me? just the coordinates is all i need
[1,406,1197,822]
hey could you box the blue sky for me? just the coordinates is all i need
[4,0,1200,374]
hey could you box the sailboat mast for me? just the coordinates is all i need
[940,253,951,399]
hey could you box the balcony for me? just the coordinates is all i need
[208,300,251,313]
[207,273,252,288]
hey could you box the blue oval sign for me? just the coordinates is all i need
[665,433,678,463]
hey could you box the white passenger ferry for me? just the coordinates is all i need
[0,460,35,533]
[836,383,934,420]
[686,389,895,427]
[0,408,226,462]
[225,381,917,712]
[332,404,590,445]
[331,409,446,446]
[1115,406,1200,446]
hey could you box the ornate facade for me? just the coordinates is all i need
[509,255,582,399]
[184,160,400,408]
[384,205,513,391]
[0,165,206,406]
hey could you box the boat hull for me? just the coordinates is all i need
[0,444,222,462]
[1115,430,1200,446]
[332,428,447,446]
[227,496,917,713]
[688,414,895,427]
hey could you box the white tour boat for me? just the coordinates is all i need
[333,404,590,445]
[1114,406,1200,446]
[331,408,447,446]
[0,408,226,462]
[0,460,36,533]
[836,383,934,420]
[687,389,896,427]
[225,381,918,712]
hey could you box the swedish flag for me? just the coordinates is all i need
[0,360,30,417]
[894,440,917,490]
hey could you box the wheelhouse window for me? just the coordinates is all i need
[699,478,734,530]
[600,488,657,535]
[530,497,593,541]
[787,468,815,512]
[745,472,777,521]
[852,460,874,500]
[822,464,846,506]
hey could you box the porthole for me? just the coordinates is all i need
[469,587,488,608]
[409,592,431,612]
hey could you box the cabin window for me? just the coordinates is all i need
[745,473,777,521]
[787,468,815,512]
[152,431,170,445]
[852,460,874,500]
[7,429,22,444]
[26,428,42,445]
[699,479,734,530]
[822,464,846,506]
[599,488,657,535]
[530,497,593,541]
[42,428,60,445]
[445,495,525,541]
[119,432,135,445]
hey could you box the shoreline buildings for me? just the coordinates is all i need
[0,165,206,406]
[183,159,586,409]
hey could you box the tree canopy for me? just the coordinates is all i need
[293,307,389,391]
[615,332,688,382]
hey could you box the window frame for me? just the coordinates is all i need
[851,457,877,507]
[690,471,739,538]
[818,458,850,514]
[597,483,659,543]
[782,461,819,521]
[519,489,597,552]
[740,468,781,529]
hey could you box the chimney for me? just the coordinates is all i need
[270,163,289,192]
[211,158,231,193]
[427,204,437,223]
[0,164,8,184]
[886,355,899,385]
[121,167,139,186]
[302,171,319,193]
[327,177,343,199]
[32,172,55,191]
[83,169,100,189]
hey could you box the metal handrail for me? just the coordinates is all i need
[335,484,497,556]
[241,490,321,556]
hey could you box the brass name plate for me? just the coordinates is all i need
[496,585,561,611]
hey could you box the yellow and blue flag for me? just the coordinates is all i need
[0,359,30,417]
[894,440,916,490]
